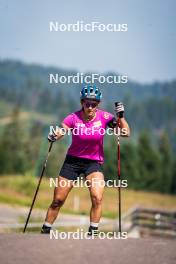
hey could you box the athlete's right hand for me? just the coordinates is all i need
[47,128,57,142]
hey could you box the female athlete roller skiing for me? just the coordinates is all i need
[41,84,130,235]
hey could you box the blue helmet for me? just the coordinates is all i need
[80,84,102,101]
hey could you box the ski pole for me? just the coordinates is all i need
[115,102,122,233]
[23,142,53,233]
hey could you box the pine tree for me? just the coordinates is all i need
[103,136,116,181]
[158,132,172,193]
[137,131,162,191]
[0,107,27,174]
[120,141,139,189]
[171,158,176,194]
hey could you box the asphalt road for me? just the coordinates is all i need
[0,234,176,264]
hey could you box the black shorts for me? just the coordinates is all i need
[59,155,103,181]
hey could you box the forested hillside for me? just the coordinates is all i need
[0,59,175,194]
[0,60,175,135]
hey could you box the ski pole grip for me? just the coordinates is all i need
[114,102,120,117]
[114,102,121,128]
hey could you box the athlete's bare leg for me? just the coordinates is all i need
[45,176,73,224]
[86,172,105,223]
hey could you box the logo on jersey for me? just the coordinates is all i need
[93,121,102,127]
[104,113,109,119]
[75,123,85,127]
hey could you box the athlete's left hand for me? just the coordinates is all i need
[115,102,124,118]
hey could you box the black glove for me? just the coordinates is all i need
[107,117,117,128]
[115,102,124,118]
[47,128,57,142]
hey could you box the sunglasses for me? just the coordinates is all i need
[84,101,98,108]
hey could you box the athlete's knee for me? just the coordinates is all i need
[50,198,65,209]
[91,194,103,208]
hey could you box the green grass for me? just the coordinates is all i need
[0,175,176,219]
[0,100,14,118]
